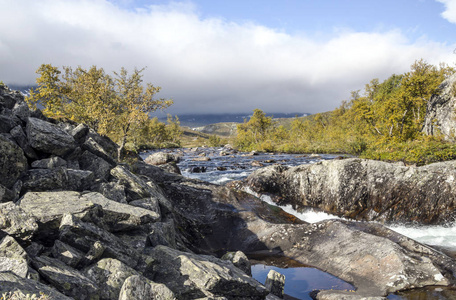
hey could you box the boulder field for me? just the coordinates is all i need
[1,84,456,299]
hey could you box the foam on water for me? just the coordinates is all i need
[246,188,456,250]
[387,224,456,250]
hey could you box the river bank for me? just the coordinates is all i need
[142,146,456,299]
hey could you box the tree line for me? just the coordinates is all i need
[26,64,182,160]
[235,59,456,164]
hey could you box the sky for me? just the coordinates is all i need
[0,0,455,115]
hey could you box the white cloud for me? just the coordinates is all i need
[0,0,454,114]
[437,0,456,24]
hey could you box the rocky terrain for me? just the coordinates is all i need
[238,158,456,224]
[1,84,456,300]
[423,73,456,141]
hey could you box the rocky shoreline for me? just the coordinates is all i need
[238,158,456,224]
[2,84,456,299]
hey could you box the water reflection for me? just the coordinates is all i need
[249,255,355,300]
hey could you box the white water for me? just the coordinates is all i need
[252,190,456,251]
[162,147,456,252]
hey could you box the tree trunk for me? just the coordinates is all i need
[117,134,127,162]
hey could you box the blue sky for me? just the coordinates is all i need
[123,0,453,41]
[0,0,455,114]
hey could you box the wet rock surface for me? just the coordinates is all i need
[240,158,456,224]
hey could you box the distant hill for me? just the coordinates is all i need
[157,112,309,127]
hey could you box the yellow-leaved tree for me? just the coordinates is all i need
[26,64,173,160]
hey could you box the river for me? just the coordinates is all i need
[140,147,456,299]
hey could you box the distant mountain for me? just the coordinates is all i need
[157,112,310,127]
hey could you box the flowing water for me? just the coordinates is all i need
[141,147,456,299]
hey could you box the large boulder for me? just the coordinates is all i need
[32,255,100,300]
[84,258,142,300]
[148,245,269,299]
[154,173,456,297]
[51,240,85,268]
[26,117,77,156]
[110,165,170,213]
[0,134,27,189]
[82,192,161,231]
[59,214,145,270]
[265,220,454,296]
[10,125,38,159]
[0,272,72,300]
[145,151,180,165]
[21,168,94,193]
[19,191,160,236]
[0,202,38,241]
[31,156,67,169]
[423,73,456,140]
[241,158,456,224]
[78,150,112,180]
[118,275,176,300]
[18,191,100,238]
[0,235,38,280]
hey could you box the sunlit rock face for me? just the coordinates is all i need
[241,158,456,225]
[423,73,456,141]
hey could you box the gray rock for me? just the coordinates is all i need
[148,245,269,299]
[0,134,27,189]
[18,191,100,237]
[59,214,145,270]
[316,290,386,300]
[31,156,67,169]
[0,272,72,300]
[32,255,100,300]
[132,161,182,184]
[111,166,172,213]
[26,117,77,156]
[10,125,38,159]
[0,202,38,241]
[119,275,176,300]
[19,191,160,234]
[21,168,94,192]
[82,136,116,165]
[94,181,127,203]
[423,73,456,140]
[0,235,38,280]
[110,165,152,200]
[242,158,456,224]
[79,150,112,180]
[71,123,89,142]
[12,99,31,121]
[0,86,19,109]
[129,197,161,216]
[158,161,182,175]
[83,192,161,231]
[160,175,456,297]
[0,184,15,202]
[84,258,141,300]
[265,270,285,298]
[221,251,251,276]
[51,240,85,268]
[25,242,44,258]
[0,113,20,133]
[148,220,177,249]
[86,128,119,158]
[145,152,180,165]
[255,220,452,296]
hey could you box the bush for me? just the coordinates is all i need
[361,137,456,165]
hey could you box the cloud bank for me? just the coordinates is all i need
[437,0,456,24]
[0,0,455,114]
